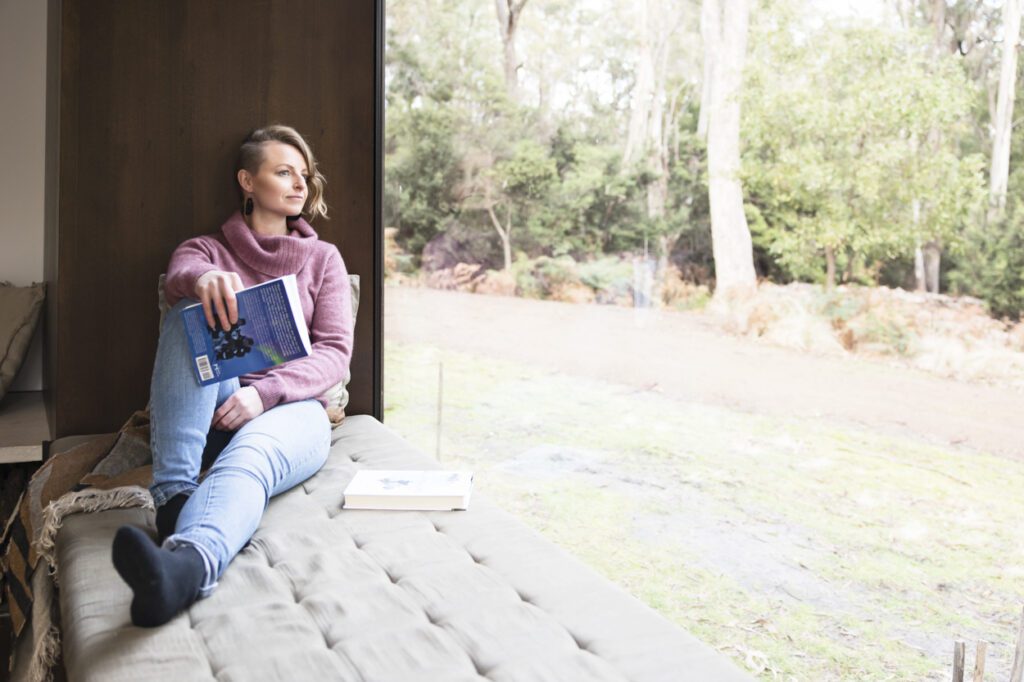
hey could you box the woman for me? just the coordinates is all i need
[111,125,354,628]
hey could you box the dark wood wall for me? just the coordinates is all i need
[47,0,382,438]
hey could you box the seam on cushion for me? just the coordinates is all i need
[263,549,304,611]
[263,548,343,660]
[520,596,592,653]
[187,602,219,679]
[367,539,485,679]
[418,607,485,678]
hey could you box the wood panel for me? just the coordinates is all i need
[52,0,381,437]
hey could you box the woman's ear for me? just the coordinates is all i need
[237,168,254,193]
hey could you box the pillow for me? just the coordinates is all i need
[156,273,360,415]
[0,282,45,402]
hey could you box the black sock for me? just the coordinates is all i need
[155,493,190,543]
[111,525,205,628]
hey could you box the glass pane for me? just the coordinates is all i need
[382,1,1024,679]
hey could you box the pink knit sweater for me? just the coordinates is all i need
[164,211,354,411]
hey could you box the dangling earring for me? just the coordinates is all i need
[244,197,254,215]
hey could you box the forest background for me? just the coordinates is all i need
[384,0,1024,333]
[381,1,1024,678]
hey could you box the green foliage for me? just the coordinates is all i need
[496,140,558,199]
[542,136,647,257]
[384,0,1018,322]
[576,257,632,293]
[385,104,461,259]
[947,198,1024,320]
[743,18,986,285]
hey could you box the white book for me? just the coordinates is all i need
[342,470,474,511]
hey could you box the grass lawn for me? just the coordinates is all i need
[383,340,1024,681]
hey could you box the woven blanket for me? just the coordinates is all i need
[1,410,153,682]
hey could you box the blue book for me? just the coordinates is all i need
[180,274,312,386]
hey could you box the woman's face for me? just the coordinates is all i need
[240,141,309,217]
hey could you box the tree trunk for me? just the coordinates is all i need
[704,0,757,296]
[923,240,941,293]
[623,0,656,168]
[990,0,1022,216]
[911,2,950,292]
[623,0,681,307]
[914,243,926,292]
[697,0,719,139]
[825,245,836,290]
[486,205,513,272]
[494,0,529,105]
[932,0,946,50]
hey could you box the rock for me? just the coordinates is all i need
[550,282,596,304]
[1010,321,1024,352]
[426,262,486,291]
[475,269,516,296]
[421,222,498,273]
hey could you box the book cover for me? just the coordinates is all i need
[342,470,475,511]
[181,274,312,386]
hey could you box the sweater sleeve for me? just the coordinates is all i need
[164,237,222,307]
[247,247,355,411]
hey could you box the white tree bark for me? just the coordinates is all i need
[486,205,514,272]
[990,0,1022,215]
[697,0,719,139]
[622,0,682,305]
[623,0,657,169]
[494,0,529,105]
[915,2,948,293]
[704,0,757,296]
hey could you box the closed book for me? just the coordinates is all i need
[342,470,474,511]
[181,274,312,386]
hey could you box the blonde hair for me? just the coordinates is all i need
[237,124,329,221]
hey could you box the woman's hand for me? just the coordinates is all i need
[195,270,245,332]
[211,386,265,431]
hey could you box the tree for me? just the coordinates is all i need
[460,139,558,271]
[620,0,694,303]
[702,0,757,295]
[989,0,1022,217]
[743,21,985,288]
[494,0,530,104]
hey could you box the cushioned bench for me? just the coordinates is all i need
[47,416,751,681]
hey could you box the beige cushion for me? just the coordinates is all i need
[0,281,45,402]
[54,416,753,682]
[156,273,360,410]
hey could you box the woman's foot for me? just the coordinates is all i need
[155,493,190,543]
[111,525,205,627]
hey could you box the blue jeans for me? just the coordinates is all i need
[149,299,331,596]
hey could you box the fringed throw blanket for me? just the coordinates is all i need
[2,410,157,682]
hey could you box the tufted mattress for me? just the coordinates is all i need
[54,415,752,681]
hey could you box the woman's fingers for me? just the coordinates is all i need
[222,273,245,328]
[224,287,238,327]
[202,298,217,330]
[211,288,230,331]
[196,271,243,331]
[213,404,236,430]
[212,390,258,431]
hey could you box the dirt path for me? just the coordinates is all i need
[385,285,1024,460]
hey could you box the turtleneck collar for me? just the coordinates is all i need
[220,210,319,277]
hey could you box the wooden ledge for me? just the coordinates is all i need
[0,391,50,463]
